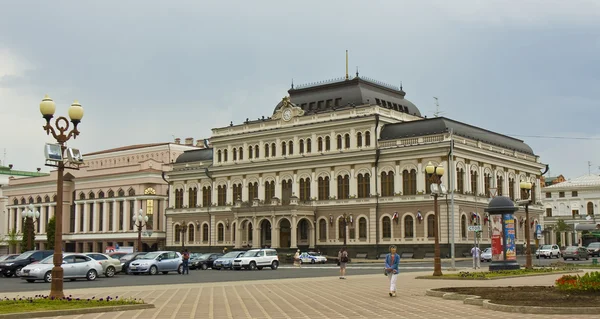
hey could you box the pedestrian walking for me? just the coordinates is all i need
[384,245,400,297]
[471,245,481,269]
[182,249,190,275]
[338,247,349,279]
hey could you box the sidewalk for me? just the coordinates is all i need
[2,270,591,319]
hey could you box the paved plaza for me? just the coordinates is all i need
[1,269,593,319]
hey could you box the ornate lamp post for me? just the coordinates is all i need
[519,180,533,269]
[39,95,84,299]
[133,209,149,253]
[425,161,445,276]
[341,213,353,247]
[179,222,189,249]
[21,204,40,251]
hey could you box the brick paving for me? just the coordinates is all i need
[2,270,592,319]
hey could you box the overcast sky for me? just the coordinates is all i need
[1,0,599,180]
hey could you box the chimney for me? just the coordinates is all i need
[185,138,194,146]
[196,140,204,148]
[174,138,181,144]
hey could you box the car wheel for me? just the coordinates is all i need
[105,266,115,278]
[44,271,52,283]
[26,279,35,283]
[15,267,23,277]
[149,265,158,275]
[311,259,316,264]
[86,269,97,281]
[271,261,279,270]
[178,264,183,274]
[249,261,257,270]
[201,264,208,270]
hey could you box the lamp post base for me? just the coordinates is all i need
[49,266,65,299]
[489,260,520,271]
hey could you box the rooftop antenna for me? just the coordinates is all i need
[291,78,294,89]
[433,97,445,117]
[345,50,349,80]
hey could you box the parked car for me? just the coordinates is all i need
[128,251,183,275]
[563,246,590,261]
[587,242,600,257]
[191,253,223,270]
[480,248,492,262]
[119,252,147,273]
[188,253,205,269]
[232,248,279,270]
[108,252,129,260]
[84,253,122,277]
[0,254,18,263]
[299,252,327,264]
[20,253,103,283]
[213,251,245,270]
[535,244,561,259]
[0,250,53,277]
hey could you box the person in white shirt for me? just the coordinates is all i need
[471,246,481,269]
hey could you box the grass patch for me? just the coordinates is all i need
[0,294,144,315]
[417,267,579,280]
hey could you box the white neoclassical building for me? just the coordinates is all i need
[165,75,547,258]
[542,175,600,247]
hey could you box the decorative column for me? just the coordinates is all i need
[258,177,265,201]
[395,164,402,194]
[274,175,282,199]
[272,227,279,248]
[416,162,424,193]
[290,215,298,248]
[183,183,189,207]
[370,166,377,196]
[103,201,109,231]
[292,173,298,197]
[112,201,118,232]
[331,169,337,199]
[133,199,139,231]
[235,223,242,248]
[349,167,357,196]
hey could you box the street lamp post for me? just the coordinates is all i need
[21,204,40,251]
[39,95,84,299]
[179,222,188,249]
[341,213,353,247]
[519,181,533,269]
[425,161,445,276]
[133,209,149,253]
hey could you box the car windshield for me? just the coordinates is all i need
[15,251,34,260]
[541,245,552,250]
[565,246,578,251]
[308,252,321,256]
[242,251,259,257]
[190,253,203,258]
[140,252,162,260]
[483,248,491,253]
[40,255,54,264]
[222,252,241,258]
[588,243,600,248]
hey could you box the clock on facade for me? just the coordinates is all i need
[282,109,292,121]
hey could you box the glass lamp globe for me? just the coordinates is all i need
[39,95,56,119]
[425,161,435,174]
[68,100,84,123]
[436,165,445,176]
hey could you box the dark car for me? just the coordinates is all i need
[562,246,589,261]
[0,254,18,262]
[0,250,53,277]
[587,242,600,257]
[191,253,223,270]
[119,252,147,273]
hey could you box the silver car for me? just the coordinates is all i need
[128,251,183,275]
[20,253,103,283]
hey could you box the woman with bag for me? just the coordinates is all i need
[384,245,400,296]
[338,247,348,279]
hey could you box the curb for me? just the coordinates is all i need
[0,303,154,319]
[426,288,600,314]
[416,269,582,280]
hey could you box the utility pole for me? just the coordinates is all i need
[449,128,456,270]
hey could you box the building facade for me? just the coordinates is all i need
[3,142,197,253]
[165,76,547,258]
[542,175,600,247]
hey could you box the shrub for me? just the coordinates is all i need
[555,272,600,293]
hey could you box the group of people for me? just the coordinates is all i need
[336,246,400,297]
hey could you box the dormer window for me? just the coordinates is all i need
[309,102,316,110]
[335,98,341,106]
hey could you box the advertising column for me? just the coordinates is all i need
[503,214,516,260]
[491,215,503,261]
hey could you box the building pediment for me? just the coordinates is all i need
[271,96,304,122]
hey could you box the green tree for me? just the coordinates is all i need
[20,223,36,253]
[554,220,571,246]
[2,228,21,254]
[46,216,56,250]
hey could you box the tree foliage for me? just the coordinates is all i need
[2,228,21,253]
[555,219,572,232]
[46,216,56,250]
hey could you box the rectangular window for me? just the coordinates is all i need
[108,202,114,231]
[572,191,578,197]
[545,192,551,198]
[118,201,124,231]
[98,203,104,232]
[89,203,95,232]
[375,98,381,105]
[546,208,552,217]
[335,98,342,106]
[79,204,84,232]
[146,199,153,230]
[326,99,332,108]
[309,102,316,110]
[572,209,579,218]
[69,204,76,233]
[218,186,227,206]
[559,192,565,198]
[317,101,324,109]
[202,187,212,207]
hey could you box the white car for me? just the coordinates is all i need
[84,253,122,277]
[480,248,492,262]
[299,252,327,264]
[535,244,561,259]
[232,249,279,270]
[20,253,103,283]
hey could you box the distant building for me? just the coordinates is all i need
[0,165,49,254]
[542,175,566,187]
[542,175,600,247]
[3,141,197,253]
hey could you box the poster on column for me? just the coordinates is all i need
[503,214,516,260]
[491,215,503,261]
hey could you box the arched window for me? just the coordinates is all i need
[288,141,294,155]
[175,225,181,242]
[233,148,237,161]
[381,171,395,196]
[202,224,209,242]
[248,182,258,200]
[271,143,276,157]
[484,173,491,196]
[403,169,417,195]
[382,216,391,238]
[338,218,345,239]
[306,138,312,153]
[175,189,184,208]
[218,224,224,242]
[318,137,323,152]
[255,145,259,158]
[337,175,350,199]
[299,178,310,201]
[299,140,305,154]
[337,135,343,150]
[365,131,371,146]
[248,146,253,159]
[223,149,228,162]
[496,175,503,196]
[233,183,242,202]
[404,215,414,238]
[217,185,227,206]
[471,170,478,194]
[427,215,435,238]
[357,173,370,198]
[318,177,330,200]
[265,143,270,157]
[325,136,331,151]
[461,215,467,238]
[588,202,594,215]
[357,132,363,147]
[359,217,367,239]
[202,186,212,207]
[188,225,194,242]
[188,187,197,207]
[457,168,465,193]
[217,150,222,162]
[264,181,275,200]
[281,142,287,156]
[238,147,243,160]
[319,219,327,240]
[344,134,350,149]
